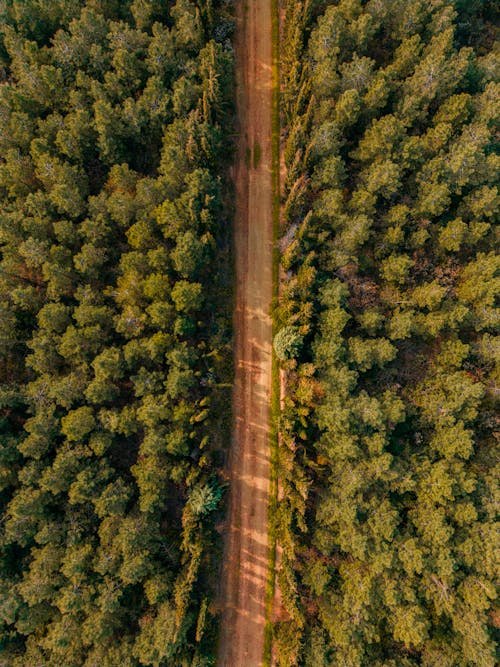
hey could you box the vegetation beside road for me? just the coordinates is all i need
[274,1,499,664]
[0,1,233,665]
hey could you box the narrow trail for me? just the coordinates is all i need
[217,1,274,665]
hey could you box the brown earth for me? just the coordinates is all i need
[216,0,274,665]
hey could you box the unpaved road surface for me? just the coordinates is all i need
[217,0,273,665]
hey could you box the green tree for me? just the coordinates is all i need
[274,326,304,361]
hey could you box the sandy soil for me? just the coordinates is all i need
[216,1,274,665]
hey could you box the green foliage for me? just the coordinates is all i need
[186,481,223,518]
[274,326,304,360]
[253,140,262,168]
[277,0,499,664]
[0,1,233,664]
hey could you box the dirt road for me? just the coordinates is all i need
[217,0,274,665]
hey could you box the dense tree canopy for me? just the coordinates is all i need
[0,1,233,664]
[276,1,499,665]
[0,0,498,664]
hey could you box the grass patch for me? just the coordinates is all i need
[245,145,251,168]
[263,0,281,664]
[253,140,262,168]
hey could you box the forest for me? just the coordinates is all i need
[0,0,498,665]
[275,0,499,665]
[0,1,233,665]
